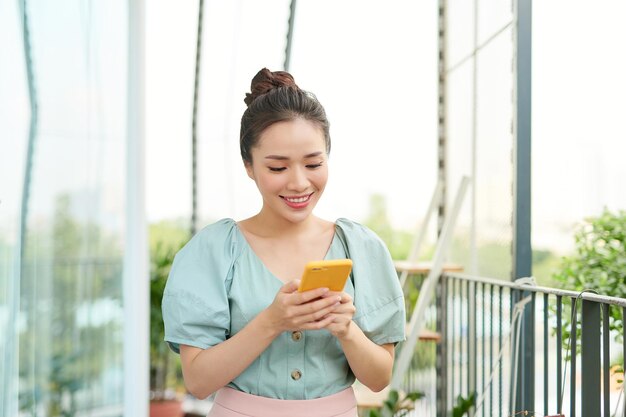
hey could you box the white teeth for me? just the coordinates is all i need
[285,196,309,203]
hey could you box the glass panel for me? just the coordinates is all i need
[146,0,293,227]
[446,24,514,279]
[447,0,475,71]
[0,0,29,414]
[145,0,204,226]
[477,0,513,46]
[197,0,293,224]
[475,28,513,279]
[532,1,626,282]
[447,61,473,269]
[16,1,128,415]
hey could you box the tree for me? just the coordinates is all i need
[19,193,124,416]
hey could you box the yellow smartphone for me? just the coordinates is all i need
[298,259,353,292]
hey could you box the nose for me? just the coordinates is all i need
[287,166,310,192]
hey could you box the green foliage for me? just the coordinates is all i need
[149,219,190,254]
[149,221,189,396]
[401,276,438,371]
[362,194,417,261]
[413,337,436,370]
[19,193,125,416]
[451,392,476,417]
[364,389,475,417]
[366,389,425,417]
[364,194,393,245]
[552,209,626,349]
[532,248,562,287]
[449,231,560,283]
[449,234,512,279]
[553,209,626,295]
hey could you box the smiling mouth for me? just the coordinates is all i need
[280,193,313,203]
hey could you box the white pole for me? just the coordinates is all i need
[399,182,444,289]
[124,0,149,415]
[391,176,471,390]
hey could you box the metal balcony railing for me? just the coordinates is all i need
[434,273,626,417]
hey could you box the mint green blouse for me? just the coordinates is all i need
[162,218,405,400]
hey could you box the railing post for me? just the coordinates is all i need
[581,300,601,416]
[556,297,563,415]
[570,299,578,417]
[399,182,444,289]
[436,275,448,417]
[468,281,476,416]
[514,291,534,414]
[623,307,626,417]
[602,304,610,417]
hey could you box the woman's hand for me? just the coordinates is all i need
[261,280,342,335]
[322,292,356,339]
[319,293,394,392]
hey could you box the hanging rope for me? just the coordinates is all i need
[191,0,205,236]
[283,0,297,71]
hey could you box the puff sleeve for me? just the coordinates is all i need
[336,218,406,345]
[162,219,239,354]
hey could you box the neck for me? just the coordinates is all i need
[248,211,318,238]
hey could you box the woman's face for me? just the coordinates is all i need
[245,118,329,225]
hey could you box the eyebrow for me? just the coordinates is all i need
[264,151,324,160]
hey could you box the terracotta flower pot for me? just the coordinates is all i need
[150,399,183,417]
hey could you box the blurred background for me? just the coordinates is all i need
[1,0,625,416]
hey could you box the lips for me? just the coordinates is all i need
[280,193,314,209]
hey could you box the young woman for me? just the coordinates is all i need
[163,68,405,417]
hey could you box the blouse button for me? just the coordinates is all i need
[291,369,302,381]
[291,331,302,341]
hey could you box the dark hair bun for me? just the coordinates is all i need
[244,68,299,107]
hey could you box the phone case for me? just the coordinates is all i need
[298,259,353,292]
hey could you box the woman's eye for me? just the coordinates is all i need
[306,163,323,169]
[269,167,286,172]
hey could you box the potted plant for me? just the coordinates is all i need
[149,222,188,417]
[364,389,475,417]
[552,209,626,372]
[364,389,424,417]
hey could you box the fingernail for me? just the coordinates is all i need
[337,296,342,302]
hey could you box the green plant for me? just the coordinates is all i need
[149,221,188,399]
[451,392,476,417]
[365,389,475,417]
[552,209,626,354]
[366,389,424,417]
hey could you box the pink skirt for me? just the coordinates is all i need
[208,386,357,417]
